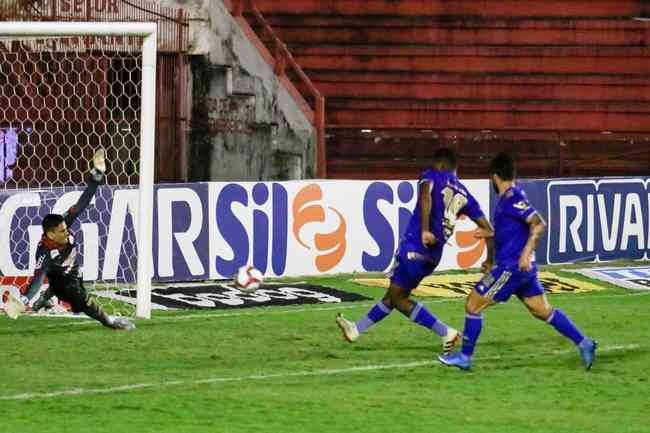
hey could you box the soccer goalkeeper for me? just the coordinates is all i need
[10,150,135,330]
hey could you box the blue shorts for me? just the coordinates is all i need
[474,265,545,303]
[388,240,442,291]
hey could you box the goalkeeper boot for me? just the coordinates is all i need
[579,338,597,370]
[109,316,136,331]
[442,328,462,354]
[336,313,359,343]
[438,352,472,371]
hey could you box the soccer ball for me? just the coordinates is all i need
[234,265,264,292]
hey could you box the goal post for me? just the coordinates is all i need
[0,22,156,319]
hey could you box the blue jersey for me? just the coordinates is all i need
[494,186,537,267]
[403,169,484,251]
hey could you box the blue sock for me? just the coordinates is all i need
[547,309,585,346]
[461,313,483,357]
[356,301,392,334]
[409,302,449,337]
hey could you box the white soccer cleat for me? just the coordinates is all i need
[92,148,106,174]
[109,316,136,331]
[442,328,462,354]
[5,293,26,320]
[336,313,359,343]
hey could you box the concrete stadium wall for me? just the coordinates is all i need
[161,0,316,181]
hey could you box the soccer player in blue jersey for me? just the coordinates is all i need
[438,152,597,370]
[336,148,495,353]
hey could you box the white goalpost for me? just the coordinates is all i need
[0,22,156,319]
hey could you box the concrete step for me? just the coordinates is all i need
[324,98,650,113]
[255,17,650,47]
[326,107,650,131]
[294,52,650,75]
[263,15,647,30]
[325,154,649,179]
[290,45,650,57]
[305,70,650,86]
[253,0,641,18]
[298,81,650,102]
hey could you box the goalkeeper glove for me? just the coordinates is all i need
[5,293,26,319]
[90,148,106,182]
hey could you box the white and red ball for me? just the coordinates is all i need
[234,265,264,292]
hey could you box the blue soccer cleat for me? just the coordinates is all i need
[438,352,472,371]
[579,338,597,370]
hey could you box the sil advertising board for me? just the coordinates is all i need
[1,176,648,284]
[0,179,489,283]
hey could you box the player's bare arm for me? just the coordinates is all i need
[419,180,436,246]
[519,213,546,272]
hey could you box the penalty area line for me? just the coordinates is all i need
[0,343,640,402]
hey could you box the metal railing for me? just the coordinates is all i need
[230,0,326,178]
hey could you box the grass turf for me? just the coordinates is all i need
[1,265,649,433]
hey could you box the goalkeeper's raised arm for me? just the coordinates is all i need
[64,148,106,227]
[24,150,105,303]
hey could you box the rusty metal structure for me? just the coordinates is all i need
[0,0,190,182]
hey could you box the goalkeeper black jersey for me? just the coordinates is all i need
[25,173,102,299]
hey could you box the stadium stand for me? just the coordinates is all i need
[245,0,650,179]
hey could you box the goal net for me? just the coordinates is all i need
[0,22,156,319]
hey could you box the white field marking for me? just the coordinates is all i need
[139,289,650,324]
[7,289,650,330]
[0,343,640,401]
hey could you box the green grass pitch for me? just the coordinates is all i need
[2,265,649,433]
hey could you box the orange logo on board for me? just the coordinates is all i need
[455,216,486,268]
[292,184,347,272]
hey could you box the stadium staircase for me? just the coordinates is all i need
[234,0,650,179]
[223,0,326,177]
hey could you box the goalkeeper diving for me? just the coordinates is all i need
[7,150,135,330]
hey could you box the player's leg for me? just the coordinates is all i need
[86,297,135,330]
[336,290,393,342]
[461,289,493,355]
[335,254,398,342]
[437,289,493,370]
[337,243,460,352]
[439,266,515,370]
[386,281,459,352]
[388,246,460,351]
[519,279,596,369]
[32,287,55,312]
[56,281,135,330]
[336,243,405,342]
